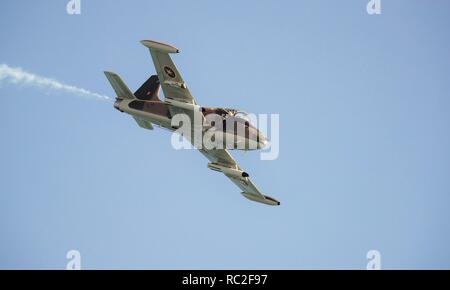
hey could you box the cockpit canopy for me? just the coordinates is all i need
[211,108,237,117]
[234,111,252,123]
[202,107,255,127]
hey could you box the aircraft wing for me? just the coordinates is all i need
[199,149,280,206]
[140,40,197,105]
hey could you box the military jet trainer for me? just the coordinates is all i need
[104,40,280,206]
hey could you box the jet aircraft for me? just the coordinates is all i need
[105,40,280,206]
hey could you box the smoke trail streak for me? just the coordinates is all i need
[0,63,111,101]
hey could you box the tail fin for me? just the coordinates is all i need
[134,75,161,101]
[104,71,135,99]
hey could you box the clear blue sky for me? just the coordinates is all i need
[1,0,449,269]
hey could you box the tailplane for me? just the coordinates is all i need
[104,71,135,99]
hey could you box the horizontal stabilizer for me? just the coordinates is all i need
[104,71,135,99]
[133,116,154,130]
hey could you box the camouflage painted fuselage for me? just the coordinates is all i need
[104,39,280,206]
[114,97,267,150]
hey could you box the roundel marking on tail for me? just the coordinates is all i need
[164,66,176,78]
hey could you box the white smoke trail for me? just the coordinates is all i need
[0,63,111,101]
